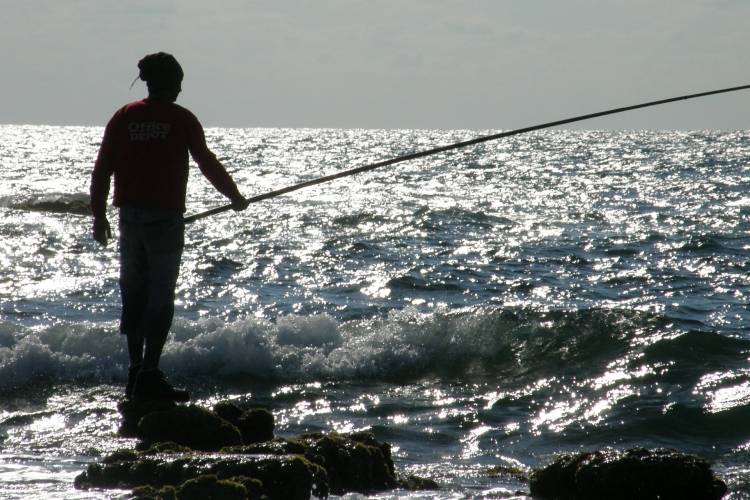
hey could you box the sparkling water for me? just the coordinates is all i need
[1,125,749,498]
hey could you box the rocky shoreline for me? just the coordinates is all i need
[74,399,440,499]
[74,399,727,499]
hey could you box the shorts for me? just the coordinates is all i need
[118,204,184,342]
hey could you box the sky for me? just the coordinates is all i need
[2,0,750,130]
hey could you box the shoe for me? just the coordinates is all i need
[125,364,142,399]
[132,369,190,402]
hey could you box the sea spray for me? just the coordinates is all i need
[1,307,669,391]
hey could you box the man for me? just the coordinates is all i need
[90,52,249,402]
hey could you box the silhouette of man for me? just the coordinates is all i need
[90,52,249,401]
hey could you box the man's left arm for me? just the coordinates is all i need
[186,116,249,211]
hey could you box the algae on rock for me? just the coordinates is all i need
[529,447,727,500]
[75,399,439,500]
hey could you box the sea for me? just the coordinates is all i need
[1,124,749,499]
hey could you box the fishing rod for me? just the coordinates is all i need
[184,83,750,224]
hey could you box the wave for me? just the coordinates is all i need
[4,194,91,215]
[0,306,677,392]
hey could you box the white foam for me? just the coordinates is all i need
[0,308,647,391]
[161,307,526,381]
[0,320,126,391]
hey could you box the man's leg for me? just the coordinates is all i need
[124,334,144,400]
[131,210,188,401]
[142,335,167,371]
[126,333,144,365]
[132,332,188,401]
[119,207,148,399]
[139,212,183,370]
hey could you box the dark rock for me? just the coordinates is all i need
[225,437,303,456]
[73,472,90,490]
[176,474,246,500]
[530,451,591,499]
[131,484,177,500]
[101,449,139,464]
[247,454,328,500]
[488,464,529,482]
[237,408,275,444]
[131,478,261,500]
[138,405,243,452]
[529,447,728,500]
[117,399,177,438]
[137,442,193,455]
[213,401,275,444]
[212,401,245,421]
[119,399,274,450]
[310,432,397,494]
[234,476,264,500]
[74,451,324,500]
[76,400,439,500]
[227,431,401,495]
[398,474,442,490]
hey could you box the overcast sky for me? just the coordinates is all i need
[2,0,749,130]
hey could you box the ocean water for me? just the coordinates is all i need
[1,124,750,499]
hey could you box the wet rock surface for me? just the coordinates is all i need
[529,447,727,500]
[80,401,728,499]
[76,452,323,500]
[117,400,274,451]
[224,431,399,495]
[213,401,275,445]
[137,405,243,452]
[75,400,439,499]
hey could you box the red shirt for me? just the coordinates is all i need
[90,99,241,218]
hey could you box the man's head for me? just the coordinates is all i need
[137,52,184,96]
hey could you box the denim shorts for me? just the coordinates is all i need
[118,204,184,341]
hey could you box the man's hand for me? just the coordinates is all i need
[231,195,250,212]
[93,217,112,247]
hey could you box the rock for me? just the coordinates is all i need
[529,447,728,500]
[398,474,442,491]
[309,431,398,494]
[246,454,329,500]
[234,476,264,500]
[118,400,274,450]
[176,474,246,500]
[137,442,193,455]
[213,401,275,444]
[117,399,177,438]
[138,405,243,452]
[74,451,324,500]
[212,401,245,421]
[487,465,529,482]
[101,449,139,464]
[131,477,263,500]
[131,484,177,499]
[75,400,439,500]
[226,431,403,495]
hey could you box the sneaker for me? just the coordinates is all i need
[132,369,190,402]
[124,364,142,399]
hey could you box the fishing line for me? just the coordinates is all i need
[185,84,750,223]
